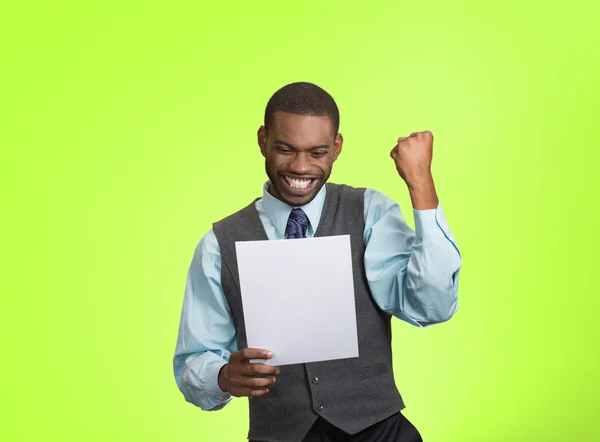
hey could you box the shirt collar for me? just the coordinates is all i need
[261,181,327,237]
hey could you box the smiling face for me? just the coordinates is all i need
[258,111,343,207]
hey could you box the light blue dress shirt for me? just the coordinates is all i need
[174,182,461,411]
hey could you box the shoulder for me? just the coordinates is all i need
[364,188,397,207]
[328,183,397,209]
[326,182,366,205]
[363,188,403,223]
[213,199,260,232]
[326,182,366,194]
[188,228,221,277]
[195,228,220,259]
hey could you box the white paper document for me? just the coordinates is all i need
[235,235,359,366]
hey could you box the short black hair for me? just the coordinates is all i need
[264,82,340,135]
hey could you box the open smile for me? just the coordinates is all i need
[281,175,319,196]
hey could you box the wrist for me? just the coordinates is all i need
[406,176,438,210]
[404,172,434,191]
[218,363,229,393]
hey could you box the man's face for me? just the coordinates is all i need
[258,111,343,207]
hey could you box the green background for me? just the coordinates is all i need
[1,1,598,441]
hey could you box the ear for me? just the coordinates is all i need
[257,126,267,157]
[333,133,343,161]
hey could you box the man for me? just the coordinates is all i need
[174,82,461,441]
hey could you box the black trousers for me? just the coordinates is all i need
[251,413,423,442]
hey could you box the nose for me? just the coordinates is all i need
[289,152,312,175]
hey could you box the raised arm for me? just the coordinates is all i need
[364,131,461,326]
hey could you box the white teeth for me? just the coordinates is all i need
[285,176,313,190]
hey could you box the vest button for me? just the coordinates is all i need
[316,403,324,411]
[311,377,320,384]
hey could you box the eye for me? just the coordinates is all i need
[311,151,328,158]
[275,146,293,154]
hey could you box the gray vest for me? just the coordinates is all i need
[213,183,405,442]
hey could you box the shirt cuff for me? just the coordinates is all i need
[414,202,461,257]
[205,361,232,405]
[413,203,445,239]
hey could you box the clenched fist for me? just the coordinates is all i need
[390,131,434,187]
[390,131,438,209]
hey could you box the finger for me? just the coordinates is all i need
[397,136,408,143]
[241,348,273,361]
[243,376,277,389]
[231,387,270,398]
[249,388,270,397]
[245,363,280,376]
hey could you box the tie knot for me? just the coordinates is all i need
[285,208,309,239]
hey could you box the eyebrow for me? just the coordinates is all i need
[273,140,330,150]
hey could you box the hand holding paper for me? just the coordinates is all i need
[218,348,280,398]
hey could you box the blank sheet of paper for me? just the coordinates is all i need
[235,235,359,366]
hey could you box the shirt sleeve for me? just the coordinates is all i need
[363,188,462,327]
[173,229,237,410]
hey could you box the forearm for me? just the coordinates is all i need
[407,174,439,210]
